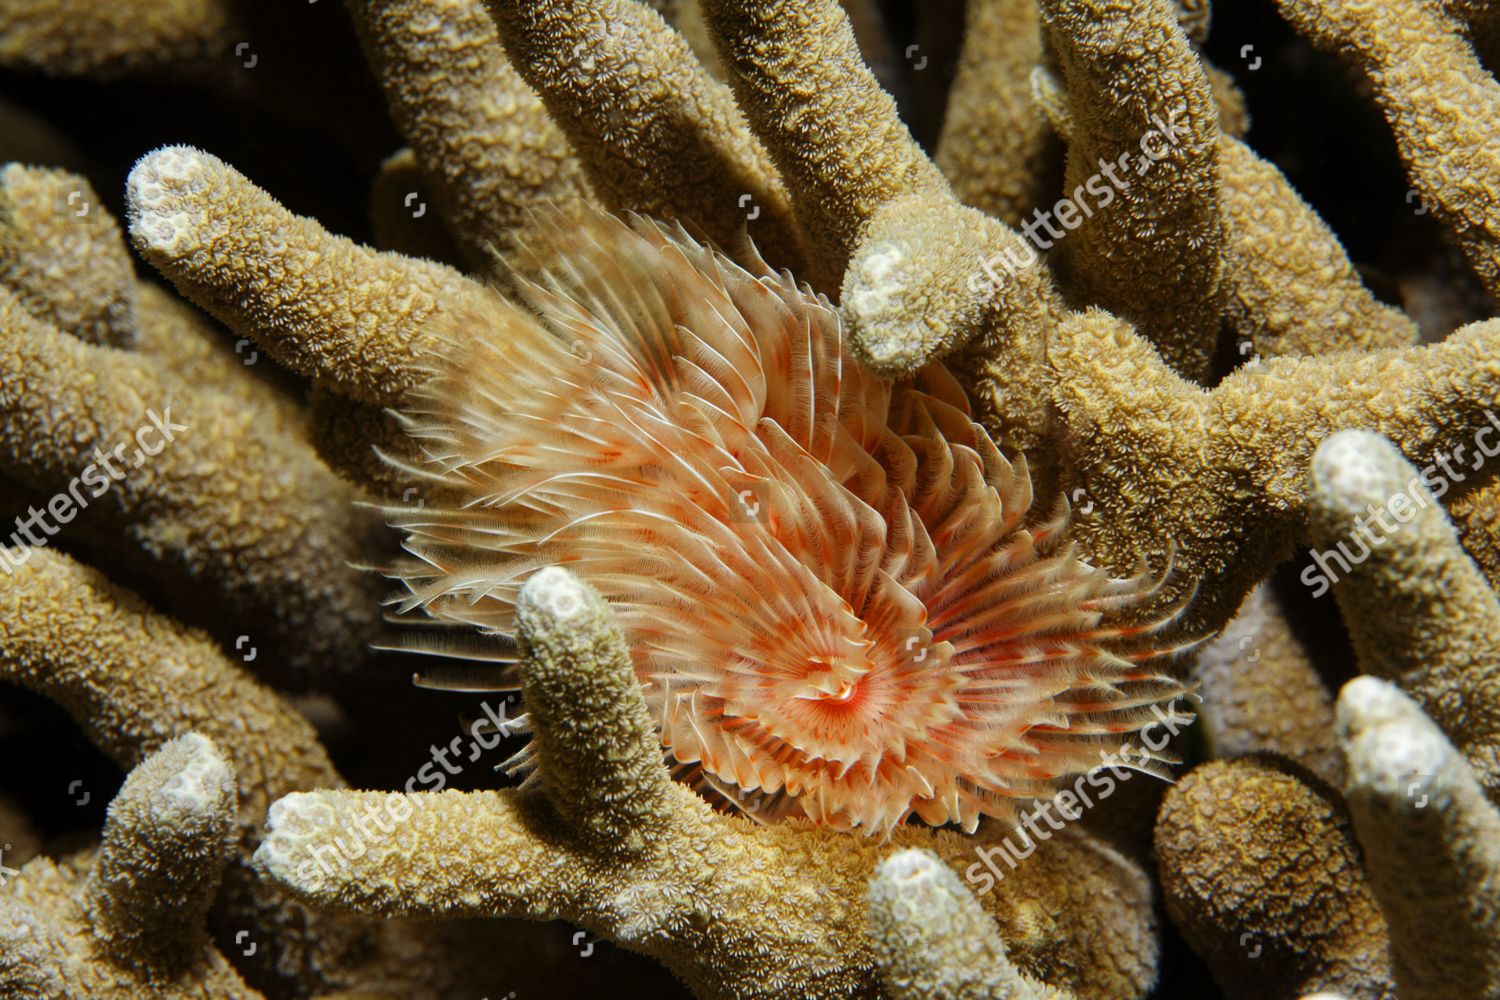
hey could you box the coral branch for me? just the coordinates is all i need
[1277,0,1500,299]
[845,194,1062,439]
[485,0,801,269]
[348,0,591,267]
[702,0,1021,373]
[0,166,305,437]
[1039,0,1225,381]
[1154,756,1394,999]
[256,786,590,920]
[1308,430,1500,798]
[1336,677,1500,998]
[0,546,345,989]
[1194,583,1342,784]
[0,547,341,810]
[82,733,238,972]
[699,0,941,269]
[0,291,381,679]
[126,145,498,407]
[515,565,680,849]
[0,0,235,77]
[935,0,1059,228]
[868,847,1072,1000]
[0,735,262,999]
[0,164,136,348]
[702,0,1063,427]
[1050,312,1500,633]
[1218,137,1419,357]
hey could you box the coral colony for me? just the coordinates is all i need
[0,1,1498,999]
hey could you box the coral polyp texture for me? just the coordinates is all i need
[0,0,1497,997]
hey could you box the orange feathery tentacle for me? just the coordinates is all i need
[387,208,1192,835]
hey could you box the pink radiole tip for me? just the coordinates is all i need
[387,209,1192,835]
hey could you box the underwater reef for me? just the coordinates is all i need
[0,0,1497,997]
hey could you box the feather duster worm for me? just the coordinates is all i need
[387,209,1191,834]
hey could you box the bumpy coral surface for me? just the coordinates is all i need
[0,0,1497,998]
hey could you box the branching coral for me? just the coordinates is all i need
[0,0,1499,996]
[935,0,1061,229]
[0,0,390,157]
[0,283,381,681]
[0,163,306,433]
[0,547,388,994]
[703,0,1060,444]
[0,165,136,348]
[347,0,591,268]
[127,145,490,409]
[0,546,563,999]
[1309,430,1500,799]
[1039,0,1226,381]
[1193,583,1342,784]
[1216,138,1420,358]
[1276,0,1500,300]
[1153,423,1500,998]
[1043,309,1500,638]
[485,0,804,270]
[0,0,238,79]
[867,848,1073,1000]
[0,734,261,998]
[1154,754,1394,999]
[1336,677,1500,998]
[257,567,1160,1000]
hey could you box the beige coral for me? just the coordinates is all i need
[348,0,591,268]
[0,285,380,681]
[0,734,263,999]
[1193,583,1343,784]
[1154,755,1394,999]
[0,545,547,999]
[0,0,236,78]
[127,145,496,409]
[485,0,803,270]
[1336,677,1500,998]
[868,848,1074,1000]
[257,567,1159,1000]
[1277,0,1500,299]
[935,0,1060,229]
[1039,0,1226,381]
[1217,137,1419,358]
[1048,311,1500,634]
[1308,430,1500,799]
[0,165,136,348]
[702,0,1058,437]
